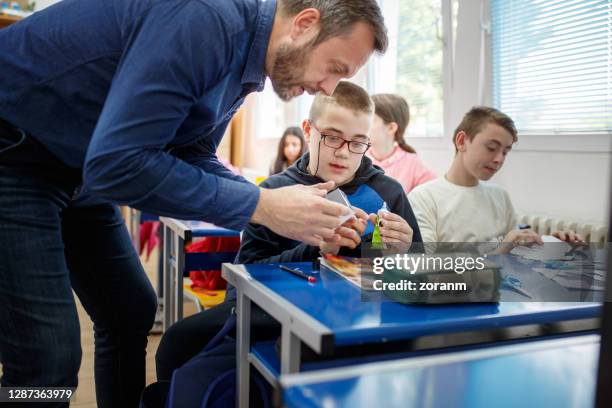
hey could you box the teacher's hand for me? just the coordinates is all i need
[251,181,351,246]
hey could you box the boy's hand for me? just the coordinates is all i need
[368,210,414,252]
[500,229,543,252]
[552,230,585,245]
[251,181,352,246]
[319,207,368,255]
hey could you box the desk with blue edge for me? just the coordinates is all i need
[222,259,602,408]
[279,334,599,408]
[160,217,239,331]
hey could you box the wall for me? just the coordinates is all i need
[34,0,58,10]
[496,149,611,224]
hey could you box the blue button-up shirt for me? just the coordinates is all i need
[0,0,276,230]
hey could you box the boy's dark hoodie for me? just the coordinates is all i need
[155,154,424,388]
[236,152,422,264]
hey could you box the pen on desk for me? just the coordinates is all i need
[502,276,533,299]
[279,265,317,283]
[511,285,533,299]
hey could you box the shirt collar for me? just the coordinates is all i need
[375,144,404,166]
[241,0,277,91]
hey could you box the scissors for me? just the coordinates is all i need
[501,275,533,298]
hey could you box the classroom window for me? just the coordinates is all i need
[370,0,452,138]
[491,0,612,135]
[255,0,454,140]
[252,79,304,139]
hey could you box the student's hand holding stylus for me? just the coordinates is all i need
[251,181,352,246]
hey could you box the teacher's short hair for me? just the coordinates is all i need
[278,0,388,54]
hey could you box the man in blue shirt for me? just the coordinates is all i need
[0,0,387,405]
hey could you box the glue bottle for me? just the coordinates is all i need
[372,202,388,249]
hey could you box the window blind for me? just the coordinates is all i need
[491,0,611,134]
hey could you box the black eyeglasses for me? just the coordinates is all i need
[309,121,371,154]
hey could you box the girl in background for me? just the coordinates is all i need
[369,94,436,193]
[270,126,306,175]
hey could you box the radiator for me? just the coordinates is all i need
[518,214,609,244]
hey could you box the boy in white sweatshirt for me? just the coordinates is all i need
[408,106,582,247]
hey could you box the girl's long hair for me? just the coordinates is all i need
[371,94,416,153]
[272,126,306,174]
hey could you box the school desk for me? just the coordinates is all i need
[222,256,602,407]
[159,217,239,331]
[280,334,599,408]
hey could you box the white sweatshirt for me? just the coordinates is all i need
[408,177,517,243]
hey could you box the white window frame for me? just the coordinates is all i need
[483,0,612,154]
[367,0,455,152]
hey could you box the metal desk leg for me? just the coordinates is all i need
[281,325,301,374]
[129,208,140,250]
[157,237,164,298]
[237,291,251,408]
[174,233,185,322]
[162,225,173,332]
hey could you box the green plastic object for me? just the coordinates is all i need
[371,202,388,249]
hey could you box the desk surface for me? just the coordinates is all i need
[224,257,601,349]
[159,217,239,239]
[280,334,600,408]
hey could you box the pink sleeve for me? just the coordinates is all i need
[406,156,436,193]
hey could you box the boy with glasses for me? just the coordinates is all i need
[154,82,422,390]
[238,81,422,263]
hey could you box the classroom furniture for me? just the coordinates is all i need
[160,217,239,331]
[279,334,600,408]
[182,284,226,312]
[0,12,21,29]
[127,208,159,251]
[126,208,168,333]
[517,214,608,244]
[222,256,602,408]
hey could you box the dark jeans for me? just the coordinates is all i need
[0,121,157,407]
